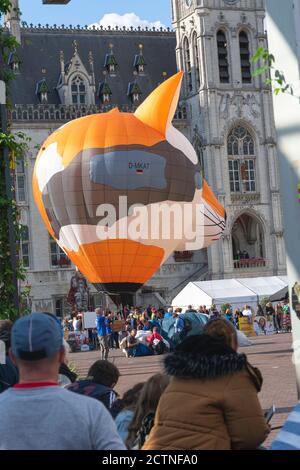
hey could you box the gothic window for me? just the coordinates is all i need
[228,126,256,193]
[49,235,71,268]
[16,158,26,203]
[239,31,251,83]
[217,30,229,84]
[20,225,30,269]
[71,75,86,105]
[183,37,192,93]
[193,33,200,89]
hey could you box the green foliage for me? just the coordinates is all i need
[0,0,13,16]
[221,303,232,314]
[251,47,296,98]
[0,0,31,320]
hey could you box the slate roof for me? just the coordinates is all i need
[11,26,177,106]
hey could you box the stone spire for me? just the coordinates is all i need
[4,0,21,43]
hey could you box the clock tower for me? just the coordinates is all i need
[171,0,286,280]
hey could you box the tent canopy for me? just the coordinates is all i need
[172,276,288,311]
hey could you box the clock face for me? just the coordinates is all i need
[185,0,192,7]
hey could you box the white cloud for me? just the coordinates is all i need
[89,12,167,30]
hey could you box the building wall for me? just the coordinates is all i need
[266,0,300,391]
[8,0,288,312]
[173,0,286,280]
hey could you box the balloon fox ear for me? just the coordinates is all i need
[134,71,184,137]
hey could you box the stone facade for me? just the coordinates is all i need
[6,0,287,313]
[171,0,286,281]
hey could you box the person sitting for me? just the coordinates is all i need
[124,330,139,358]
[0,313,125,450]
[147,327,166,355]
[143,318,269,450]
[126,374,170,450]
[67,360,120,412]
[112,382,145,441]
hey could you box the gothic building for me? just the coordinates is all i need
[5,0,286,314]
[171,0,286,281]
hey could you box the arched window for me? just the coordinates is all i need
[49,235,71,268]
[232,213,265,268]
[193,33,200,89]
[193,135,204,176]
[71,75,86,105]
[217,30,229,83]
[183,37,192,93]
[239,31,251,83]
[228,126,256,193]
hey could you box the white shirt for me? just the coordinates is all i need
[242,309,252,318]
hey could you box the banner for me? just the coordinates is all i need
[238,317,256,337]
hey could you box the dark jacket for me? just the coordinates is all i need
[0,356,19,393]
[59,362,77,383]
[143,336,269,450]
[67,379,117,411]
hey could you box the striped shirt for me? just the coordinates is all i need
[271,402,300,450]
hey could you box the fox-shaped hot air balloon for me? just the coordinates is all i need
[33,72,225,302]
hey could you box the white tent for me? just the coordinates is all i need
[171,276,289,311]
[172,279,257,311]
[237,276,289,302]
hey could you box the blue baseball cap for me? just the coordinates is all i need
[11,312,63,361]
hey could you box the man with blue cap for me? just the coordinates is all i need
[0,312,125,450]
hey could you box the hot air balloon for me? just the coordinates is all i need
[33,72,225,305]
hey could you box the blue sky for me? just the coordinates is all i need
[17,0,172,28]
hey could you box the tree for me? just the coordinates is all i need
[0,0,30,320]
[251,47,299,99]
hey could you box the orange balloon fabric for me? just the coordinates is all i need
[33,72,225,295]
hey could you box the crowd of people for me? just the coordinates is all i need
[0,300,297,451]
[62,301,291,361]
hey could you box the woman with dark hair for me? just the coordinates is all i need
[143,319,269,450]
[126,374,170,449]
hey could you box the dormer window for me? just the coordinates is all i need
[127,80,142,104]
[36,76,49,104]
[98,80,112,104]
[104,44,118,76]
[71,75,86,104]
[41,92,48,103]
[103,93,110,103]
[8,50,21,72]
[134,45,146,75]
